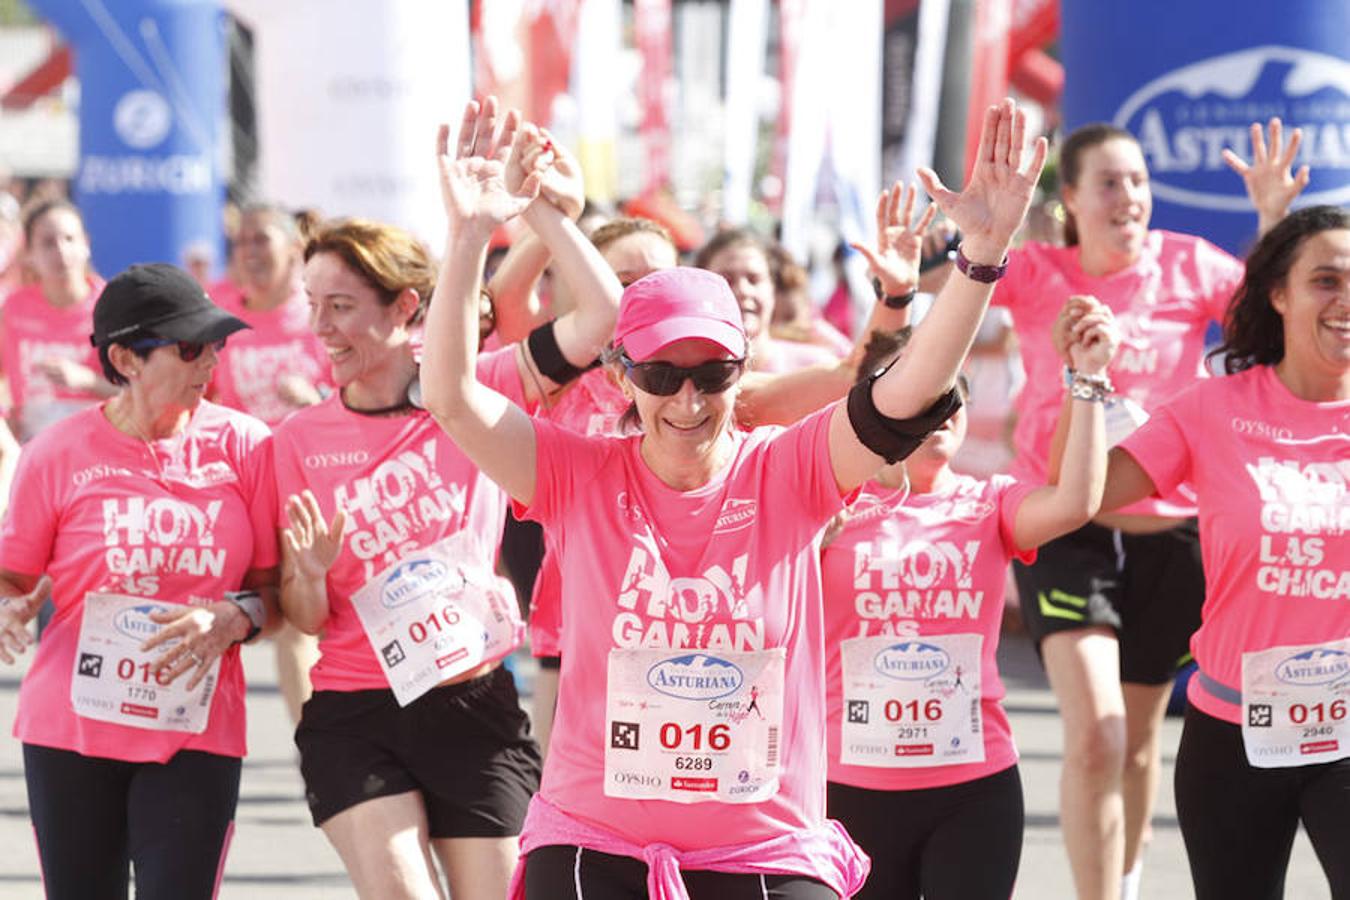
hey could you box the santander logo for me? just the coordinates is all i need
[1114,45,1350,212]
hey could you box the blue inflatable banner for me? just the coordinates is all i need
[1061,1,1350,254]
[30,0,227,278]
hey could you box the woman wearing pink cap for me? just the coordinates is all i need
[424,98,1046,899]
[1095,205,1350,900]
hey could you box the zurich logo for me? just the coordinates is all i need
[874,641,950,681]
[1275,648,1350,687]
[1115,45,1350,211]
[381,558,451,609]
[113,90,173,150]
[113,603,170,641]
[646,653,744,700]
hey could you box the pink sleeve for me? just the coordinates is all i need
[513,417,610,526]
[992,475,1038,565]
[0,442,59,576]
[1118,390,1196,499]
[989,245,1031,311]
[1193,237,1245,324]
[477,344,536,412]
[270,428,304,530]
[765,405,851,522]
[243,432,280,569]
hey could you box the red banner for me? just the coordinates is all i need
[634,0,674,193]
[963,0,1012,180]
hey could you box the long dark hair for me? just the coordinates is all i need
[1059,123,1138,247]
[1213,205,1350,374]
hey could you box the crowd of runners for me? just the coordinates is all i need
[0,96,1344,900]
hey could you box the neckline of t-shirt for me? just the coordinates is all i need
[1259,363,1350,409]
[630,430,745,500]
[1052,232,1162,285]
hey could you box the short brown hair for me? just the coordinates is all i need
[303,218,436,325]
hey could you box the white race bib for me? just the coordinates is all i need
[71,592,220,733]
[350,531,523,707]
[604,647,785,804]
[838,634,984,767]
[1240,638,1350,768]
[1104,396,1150,448]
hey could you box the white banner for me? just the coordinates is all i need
[721,0,770,224]
[226,0,470,244]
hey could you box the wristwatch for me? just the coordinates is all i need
[224,590,265,644]
[953,245,1009,283]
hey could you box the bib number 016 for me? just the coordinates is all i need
[885,698,943,722]
[659,722,731,752]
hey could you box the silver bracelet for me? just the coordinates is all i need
[1067,368,1114,403]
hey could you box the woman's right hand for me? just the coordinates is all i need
[1052,294,1100,365]
[916,98,1047,265]
[850,182,937,297]
[0,576,50,665]
[1066,300,1120,376]
[281,491,346,583]
[436,97,545,235]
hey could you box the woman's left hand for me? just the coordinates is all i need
[436,97,545,234]
[850,181,937,298]
[1067,303,1121,376]
[1222,118,1310,229]
[143,602,249,690]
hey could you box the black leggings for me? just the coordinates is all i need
[24,744,241,900]
[1174,707,1350,900]
[827,765,1024,900]
[524,845,839,899]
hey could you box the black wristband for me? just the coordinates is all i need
[526,320,596,386]
[871,278,916,310]
[846,371,963,464]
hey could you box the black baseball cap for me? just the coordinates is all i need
[91,263,249,347]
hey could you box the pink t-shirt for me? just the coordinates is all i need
[517,405,850,851]
[993,232,1242,518]
[0,401,277,762]
[270,348,527,692]
[528,368,630,657]
[822,474,1034,790]
[0,279,105,441]
[1120,365,1350,725]
[210,280,333,425]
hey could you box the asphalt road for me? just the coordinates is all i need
[0,632,1332,899]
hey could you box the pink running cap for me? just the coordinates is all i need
[613,267,747,361]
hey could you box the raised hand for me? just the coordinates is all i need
[282,490,347,584]
[1222,118,1310,233]
[0,576,50,665]
[916,99,1048,265]
[1052,294,1102,365]
[535,129,585,220]
[437,97,543,232]
[850,182,937,297]
[1065,298,1119,376]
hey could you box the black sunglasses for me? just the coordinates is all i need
[128,336,227,362]
[619,352,746,396]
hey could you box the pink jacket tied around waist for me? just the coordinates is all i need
[507,795,871,900]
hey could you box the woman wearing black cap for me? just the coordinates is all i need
[0,262,281,899]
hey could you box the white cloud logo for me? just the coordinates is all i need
[1114,45,1350,212]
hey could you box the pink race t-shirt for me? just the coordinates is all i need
[822,474,1034,790]
[754,337,843,375]
[0,278,105,441]
[528,367,630,657]
[1120,365,1350,725]
[0,401,278,762]
[270,348,527,692]
[993,232,1242,518]
[517,405,849,852]
[210,280,334,425]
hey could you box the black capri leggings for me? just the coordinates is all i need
[1174,706,1350,900]
[24,743,241,900]
[827,765,1024,900]
[524,845,839,899]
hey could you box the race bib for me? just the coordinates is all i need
[71,592,220,733]
[604,647,785,804]
[351,531,524,707]
[1240,638,1350,768]
[1104,396,1149,448]
[838,634,984,767]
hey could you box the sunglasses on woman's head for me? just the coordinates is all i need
[128,336,227,362]
[619,352,746,396]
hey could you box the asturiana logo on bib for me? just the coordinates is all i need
[1275,648,1350,686]
[113,603,170,640]
[1115,45,1350,212]
[647,653,744,700]
[874,641,951,681]
[381,558,451,610]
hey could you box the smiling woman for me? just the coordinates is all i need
[0,262,281,899]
